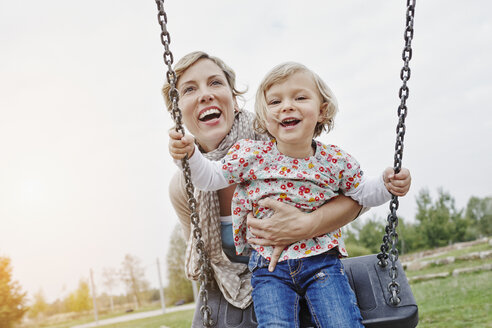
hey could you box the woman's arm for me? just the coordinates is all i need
[247,195,362,271]
[247,195,361,244]
[169,171,193,239]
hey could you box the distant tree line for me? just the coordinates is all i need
[26,253,159,324]
[345,189,492,255]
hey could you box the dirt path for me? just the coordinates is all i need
[70,303,195,328]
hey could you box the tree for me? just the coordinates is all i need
[415,188,465,248]
[28,289,48,319]
[119,254,149,308]
[0,256,28,328]
[357,217,386,253]
[164,224,194,305]
[65,279,92,312]
[102,267,118,312]
[394,219,422,254]
[465,196,492,237]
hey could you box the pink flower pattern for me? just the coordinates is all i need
[221,139,363,262]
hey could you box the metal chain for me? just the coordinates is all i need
[377,0,416,306]
[154,1,213,326]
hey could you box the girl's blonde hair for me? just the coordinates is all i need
[254,62,338,138]
[161,51,245,111]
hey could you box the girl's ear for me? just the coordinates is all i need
[318,102,329,122]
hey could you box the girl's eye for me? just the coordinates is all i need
[268,99,280,105]
[296,96,307,101]
[182,86,194,94]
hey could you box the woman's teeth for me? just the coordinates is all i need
[199,108,221,121]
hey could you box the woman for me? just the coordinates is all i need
[163,51,409,326]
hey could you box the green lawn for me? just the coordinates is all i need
[405,257,491,278]
[422,242,491,261]
[411,270,491,328]
[95,309,194,328]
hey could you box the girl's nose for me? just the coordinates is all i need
[281,100,294,112]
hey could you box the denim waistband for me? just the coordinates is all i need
[248,248,338,273]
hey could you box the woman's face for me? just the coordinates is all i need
[176,59,237,152]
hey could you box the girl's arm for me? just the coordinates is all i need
[185,147,229,191]
[346,168,412,206]
[169,130,229,191]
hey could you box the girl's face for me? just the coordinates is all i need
[177,59,237,152]
[264,71,326,158]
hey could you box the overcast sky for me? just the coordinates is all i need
[1,1,491,303]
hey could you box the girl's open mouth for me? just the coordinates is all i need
[280,118,300,127]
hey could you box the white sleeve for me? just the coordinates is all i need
[173,145,229,191]
[345,173,392,207]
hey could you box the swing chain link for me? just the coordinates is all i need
[154,1,214,326]
[377,0,416,307]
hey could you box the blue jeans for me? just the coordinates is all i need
[248,250,364,328]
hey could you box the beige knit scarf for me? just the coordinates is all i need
[183,110,267,309]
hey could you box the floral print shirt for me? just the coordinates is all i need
[220,139,363,262]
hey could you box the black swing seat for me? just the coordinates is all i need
[342,254,419,328]
[192,254,418,328]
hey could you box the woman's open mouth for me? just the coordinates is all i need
[198,108,221,122]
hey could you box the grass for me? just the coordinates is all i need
[423,242,491,261]
[411,270,492,328]
[95,309,194,328]
[26,305,162,328]
[405,257,491,278]
[404,239,491,278]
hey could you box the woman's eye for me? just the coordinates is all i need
[211,80,223,86]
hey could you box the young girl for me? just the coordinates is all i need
[169,62,411,327]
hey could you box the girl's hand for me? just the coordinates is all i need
[383,167,411,196]
[168,129,195,160]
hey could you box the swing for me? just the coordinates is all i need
[154,1,418,327]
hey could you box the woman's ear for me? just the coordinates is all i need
[234,100,240,113]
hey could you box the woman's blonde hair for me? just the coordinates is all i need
[254,62,338,138]
[161,51,245,111]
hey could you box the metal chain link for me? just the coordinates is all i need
[154,1,213,326]
[377,0,416,306]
